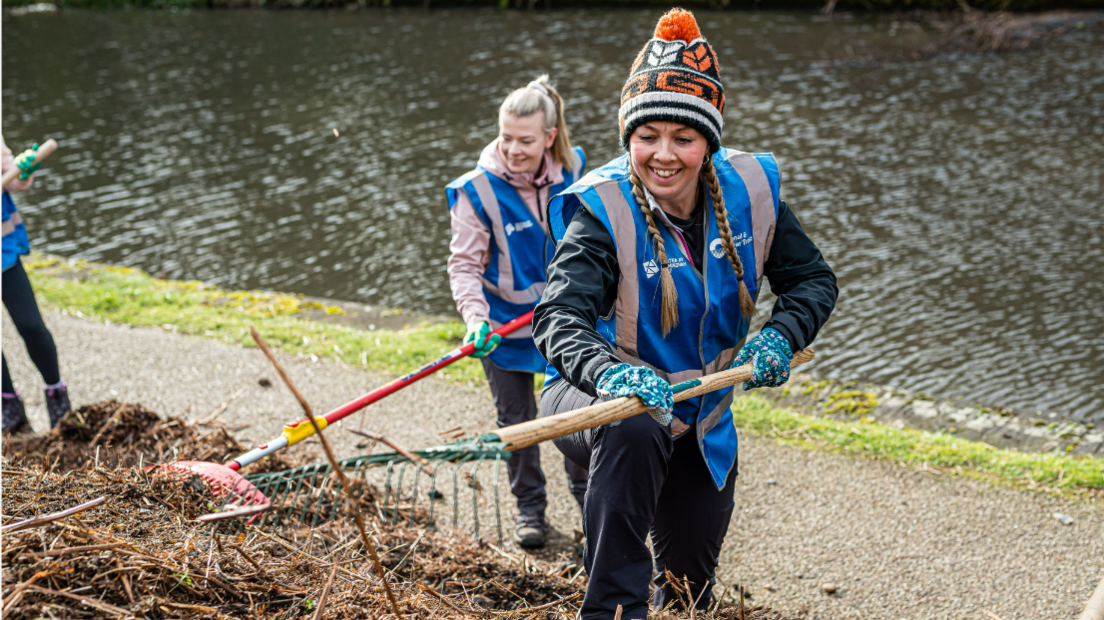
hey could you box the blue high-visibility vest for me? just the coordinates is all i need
[2,191,31,272]
[546,148,780,489]
[447,147,586,373]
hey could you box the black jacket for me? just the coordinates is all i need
[533,198,838,396]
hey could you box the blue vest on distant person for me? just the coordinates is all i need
[2,191,31,272]
[545,149,780,489]
[447,147,586,373]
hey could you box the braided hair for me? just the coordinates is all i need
[628,163,680,337]
[628,158,756,338]
[703,157,757,318]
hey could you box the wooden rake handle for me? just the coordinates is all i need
[493,347,815,451]
[1,139,58,188]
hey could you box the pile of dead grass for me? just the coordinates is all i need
[1,400,793,619]
[0,461,587,619]
[3,399,295,473]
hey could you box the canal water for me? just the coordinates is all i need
[3,9,1102,420]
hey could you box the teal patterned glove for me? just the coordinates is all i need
[732,328,794,391]
[595,363,674,426]
[15,143,41,180]
[464,321,501,358]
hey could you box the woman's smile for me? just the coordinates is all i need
[650,166,681,181]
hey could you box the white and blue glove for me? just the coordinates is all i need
[732,327,794,390]
[595,363,675,426]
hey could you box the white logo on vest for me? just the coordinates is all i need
[505,221,534,236]
[643,257,688,278]
[710,238,725,259]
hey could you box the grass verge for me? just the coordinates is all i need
[732,394,1104,497]
[21,253,1102,496]
[23,254,487,386]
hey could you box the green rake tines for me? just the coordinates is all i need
[242,434,515,543]
[231,347,816,540]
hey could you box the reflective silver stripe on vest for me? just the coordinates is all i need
[1,212,23,237]
[704,343,741,376]
[468,173,546,306]
[615,343,740,386]
[696,387,736,477]
[698,389,734,444]
[596,180,642,361]
[725,151,777,289]
[488,318,533,340]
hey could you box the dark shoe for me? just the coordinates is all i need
[514,511,547,549]
[2,394,33,435]
[45,382,71,428]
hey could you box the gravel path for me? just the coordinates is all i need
[4,311,1102,619]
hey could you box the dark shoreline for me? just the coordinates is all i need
[6,0,1104,14]
[6,4,1101,63]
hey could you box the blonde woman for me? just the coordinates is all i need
[534,11,837,618]
[446,75,586,548]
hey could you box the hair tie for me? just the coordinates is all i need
[527,81,549,96]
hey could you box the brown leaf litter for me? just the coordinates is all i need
[1,400,795,619]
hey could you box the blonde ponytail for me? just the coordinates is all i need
[703,157,756,318]
[499,74,579,173]
[629,163,680,337]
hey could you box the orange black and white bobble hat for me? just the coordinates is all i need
[619,8,725,153]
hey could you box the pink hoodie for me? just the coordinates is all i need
[447,139,564,329]
[1,137,36,193]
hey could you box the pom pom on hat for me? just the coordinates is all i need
[653,8,702,43]
[618,8,725,153]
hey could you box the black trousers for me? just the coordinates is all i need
[541,378,737,620]
[2,258,60,394]
[481,358,588,513]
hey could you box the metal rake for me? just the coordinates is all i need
[152,315,533,521]
[236,347,815,542]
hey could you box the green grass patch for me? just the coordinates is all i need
[23,254,488,386]
[732,394,1104,495]
[22,254,1102,497]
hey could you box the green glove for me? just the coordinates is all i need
[464,321,501,358]
[15,143,41,180]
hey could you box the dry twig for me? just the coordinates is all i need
[1,497,105,533]
[249,325,403,617]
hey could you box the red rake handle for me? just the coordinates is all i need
[321,311,534,425]
[226,311,534,471]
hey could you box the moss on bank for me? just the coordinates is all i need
[732,394,1104,496]
[21,254,1104,497]
[23,253,487,386]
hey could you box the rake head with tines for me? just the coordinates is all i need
[238,348,814,541]
[150,460,272,523]
[153,314,537,527]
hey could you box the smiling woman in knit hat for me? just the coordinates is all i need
[445,75,588,550]
[533,9,838,618]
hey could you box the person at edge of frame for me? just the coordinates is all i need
[2,135,72,435]
[533,10,838,619]
[446,75,589,549]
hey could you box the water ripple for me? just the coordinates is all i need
[3,10,1102,420]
